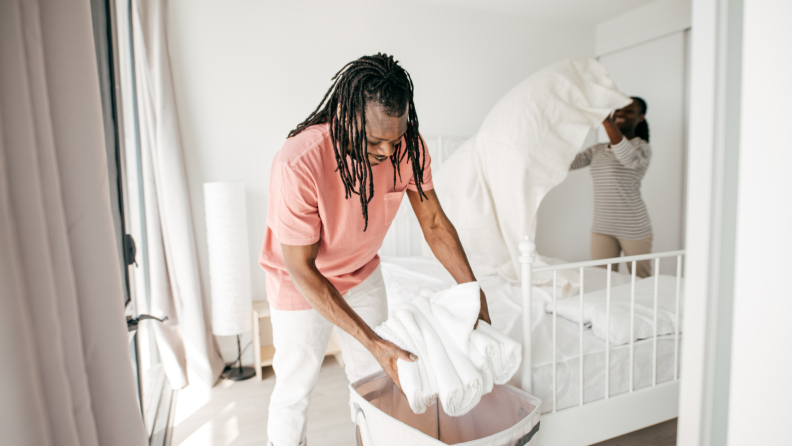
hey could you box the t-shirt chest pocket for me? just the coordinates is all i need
[383,191,404,223]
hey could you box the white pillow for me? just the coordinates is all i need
[546,275,685,345]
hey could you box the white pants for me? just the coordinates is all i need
[266,266,388,446]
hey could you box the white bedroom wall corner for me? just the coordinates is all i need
[677,0,743,445]
[595,0,692,57]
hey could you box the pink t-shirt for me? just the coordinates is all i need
[259,124,433,310]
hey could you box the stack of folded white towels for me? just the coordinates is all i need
[374,282,521,417]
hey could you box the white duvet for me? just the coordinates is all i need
[547,275,685,346]
[433,59,631,281]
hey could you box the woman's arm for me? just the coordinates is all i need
[602,114,626,145]
[407,189,491,327]
[570,147,594,170]
[280,242,415,390]
[602,116,651,169]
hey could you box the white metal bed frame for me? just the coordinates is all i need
[518,237,684,445]
[382,136,684,444]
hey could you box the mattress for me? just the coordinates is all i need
[380,255,681,414]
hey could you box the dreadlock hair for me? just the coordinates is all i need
[287,53,427,231]
[631,96,650,142]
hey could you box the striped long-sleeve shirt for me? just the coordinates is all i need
[570,136,652,240]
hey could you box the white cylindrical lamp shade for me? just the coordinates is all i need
[204,182,252,336]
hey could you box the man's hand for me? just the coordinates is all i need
[370,338,416,391]
[475,289,491,329]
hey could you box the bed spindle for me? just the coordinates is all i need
[579,267,584,407]
[390,221,397,254]
[552,271,557,413]
[675,255,682,380]
[404,212,411,256]
[653,258,660,386]
[605,263,611,400]
[630,260,636,393]
[518,237,536,394]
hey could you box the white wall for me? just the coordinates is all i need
[535,0,689,271]
[167,0,596,361]
[595,0,691,56]
[727,0,792,442]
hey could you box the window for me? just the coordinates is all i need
[96,0,173,443]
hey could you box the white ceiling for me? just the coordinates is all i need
[408,0,658,25]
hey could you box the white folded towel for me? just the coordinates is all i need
[375,312,435,413]
[422,282,481,355]
[413,297,484,416]
[375,281,521,417]
[469,322,522,385]
[467,341,494,395]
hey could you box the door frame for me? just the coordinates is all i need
[676,0,743,445]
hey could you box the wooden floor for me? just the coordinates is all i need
[171,358,676,446]
[172,357,355,446]
[594,419,678,446]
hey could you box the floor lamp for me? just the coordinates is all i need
[205,182,255,381]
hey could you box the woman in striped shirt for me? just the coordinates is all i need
[570,97,653,277]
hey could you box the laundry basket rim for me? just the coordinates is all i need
[350,371,543,446]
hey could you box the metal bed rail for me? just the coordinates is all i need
[518,237,684,413]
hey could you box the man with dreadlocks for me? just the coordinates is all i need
[259,53,490,445]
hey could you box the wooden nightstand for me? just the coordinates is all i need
[251,300,345,380]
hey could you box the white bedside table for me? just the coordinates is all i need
[252,300,345,380]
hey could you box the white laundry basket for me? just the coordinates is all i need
[350,371,541,446]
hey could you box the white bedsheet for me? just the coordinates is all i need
[549,275,685,345]
[381,256,682,414]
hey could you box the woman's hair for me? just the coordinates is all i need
[288,53,426,231]
[631,96,650,142]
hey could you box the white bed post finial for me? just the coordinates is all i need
[518,236,536,264]
[518,236,536,394]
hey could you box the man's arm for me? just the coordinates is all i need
[280,242,415,389]
[407,189,491,326]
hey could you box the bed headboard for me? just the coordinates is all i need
[380,136,471,257]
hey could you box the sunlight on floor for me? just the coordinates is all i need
[171,358,354,446]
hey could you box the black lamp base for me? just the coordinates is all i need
[223,334,256,381]
[225,366,256,381]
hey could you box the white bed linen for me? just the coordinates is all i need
[548,275,685,345]
[433,59,631,281]
[376,283,484,417]
[380,256,681,414]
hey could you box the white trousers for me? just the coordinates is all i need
[266,266,388,446]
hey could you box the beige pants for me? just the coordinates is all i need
[591,232,654,278]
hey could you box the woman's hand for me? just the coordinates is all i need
[602,113,624,145]
[474,289,492,329]
[370,337,416,392]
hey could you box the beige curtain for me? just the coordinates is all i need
[0,0,146,445]
[132,0,225,389]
